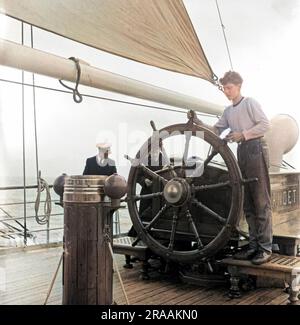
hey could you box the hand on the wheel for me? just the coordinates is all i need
[187,110,203,125]
[144,178,153,187]
[226,131,245,143]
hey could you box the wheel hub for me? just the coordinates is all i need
[163,178,191,206]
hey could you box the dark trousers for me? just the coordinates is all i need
[237,138,273,253]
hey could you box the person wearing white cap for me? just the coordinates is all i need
[83,142,117,175]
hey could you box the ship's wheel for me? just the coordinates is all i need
[126,118,244,263]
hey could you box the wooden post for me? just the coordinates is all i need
[62,175,119,305]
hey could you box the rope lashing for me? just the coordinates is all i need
[59,57,83,103]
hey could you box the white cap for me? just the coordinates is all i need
[96,142,111,153]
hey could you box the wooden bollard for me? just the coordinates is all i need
[62,175,126,305]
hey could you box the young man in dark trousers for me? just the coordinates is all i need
[188,71,272,265]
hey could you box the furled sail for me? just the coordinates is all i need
[0,0,215,82]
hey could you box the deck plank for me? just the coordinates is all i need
[0,246,292,305]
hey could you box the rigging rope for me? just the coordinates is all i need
[29,26,52,226]
[215,0,234,71]
[30,26,40,184]
[21,22,27,245]
[43,252,63,305]
[106,239,130,305]
[0,78,216,119]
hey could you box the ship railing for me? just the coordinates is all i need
[0,184,121,248]
[0,184,63,248]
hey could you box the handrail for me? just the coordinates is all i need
[0,213,63,223]
[0,200,59,207]
[0,227,63,237]
[0,185,123,246]
[0,185,62,246]
[0,184,53,191]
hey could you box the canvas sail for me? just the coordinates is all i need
[0,0,215,82]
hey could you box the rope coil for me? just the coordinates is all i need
[35,171,52,225]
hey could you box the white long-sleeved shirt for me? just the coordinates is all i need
[214,97,270,141]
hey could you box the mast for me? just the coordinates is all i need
[0,39,223,116]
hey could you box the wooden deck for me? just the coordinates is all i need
[0,246,290,305]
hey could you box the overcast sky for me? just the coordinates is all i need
[0,0,299,184]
